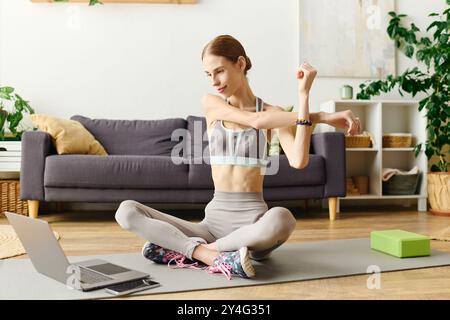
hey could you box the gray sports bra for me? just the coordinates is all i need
[207,97,268,168]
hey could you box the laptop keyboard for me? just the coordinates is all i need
[80,267,113,284]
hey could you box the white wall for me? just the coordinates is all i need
[308,0,449,111]
[0,0,447,121]
[0,0,298,120]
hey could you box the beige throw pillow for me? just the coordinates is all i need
[31,114,108,155]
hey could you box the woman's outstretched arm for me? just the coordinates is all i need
[202,93,326,129]
[261,65,362,169]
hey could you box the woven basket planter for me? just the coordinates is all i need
[428,172,450,216]
[0,180,28,216]
[382,173,420,195]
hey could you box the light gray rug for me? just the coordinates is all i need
[1,238,450,300]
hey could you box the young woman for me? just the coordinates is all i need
[115,35,362,280]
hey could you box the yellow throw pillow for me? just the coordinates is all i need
[30,114,108,155]
[268,105,317,156]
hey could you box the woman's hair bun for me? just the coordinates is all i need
[245,56,252,72]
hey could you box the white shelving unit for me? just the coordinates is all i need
[318,100,428,212]
[0,141,22,173]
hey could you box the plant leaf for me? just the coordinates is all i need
[405,45,414,58]
[0,92,11,100]
[0,87,14,94]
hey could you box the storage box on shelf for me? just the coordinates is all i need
[345,134,372,148]
[383,133,412,148]
[0,141,21,173]
[383,174,421,195]
[318,100,427,213]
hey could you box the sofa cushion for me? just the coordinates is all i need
[30,114,108,156]
[188,154,325,189]
[186,116,209,161]
[188,156,214,188]
[44,155,189,189]
[263,154,325,187]
[71,115,187,156]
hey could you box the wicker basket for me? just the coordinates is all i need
[383,133,412,148]
[382,173,420,195]
[345,134,372,148]
[0,180,28,216]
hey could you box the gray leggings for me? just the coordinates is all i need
[115,191,296,260]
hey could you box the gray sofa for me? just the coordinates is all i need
[20,115,346,220]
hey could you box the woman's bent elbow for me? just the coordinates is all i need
[290,156,309,169]
[252,113,262,129]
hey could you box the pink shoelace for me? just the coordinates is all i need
[205,263,233,280]
[166,252,206,270]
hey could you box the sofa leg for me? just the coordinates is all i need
[28,200,39,219]
[328,197,337,221]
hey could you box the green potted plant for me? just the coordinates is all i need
[0,86,35,141]
[0,102,7,138]
[356,1,450,215]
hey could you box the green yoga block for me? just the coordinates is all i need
[370,230,430,258]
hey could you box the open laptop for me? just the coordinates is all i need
[5,212,150,292]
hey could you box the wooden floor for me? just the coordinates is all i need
[2,205,450,300]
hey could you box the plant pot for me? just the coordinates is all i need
[0,133,20,141]
[428,172,450,217]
